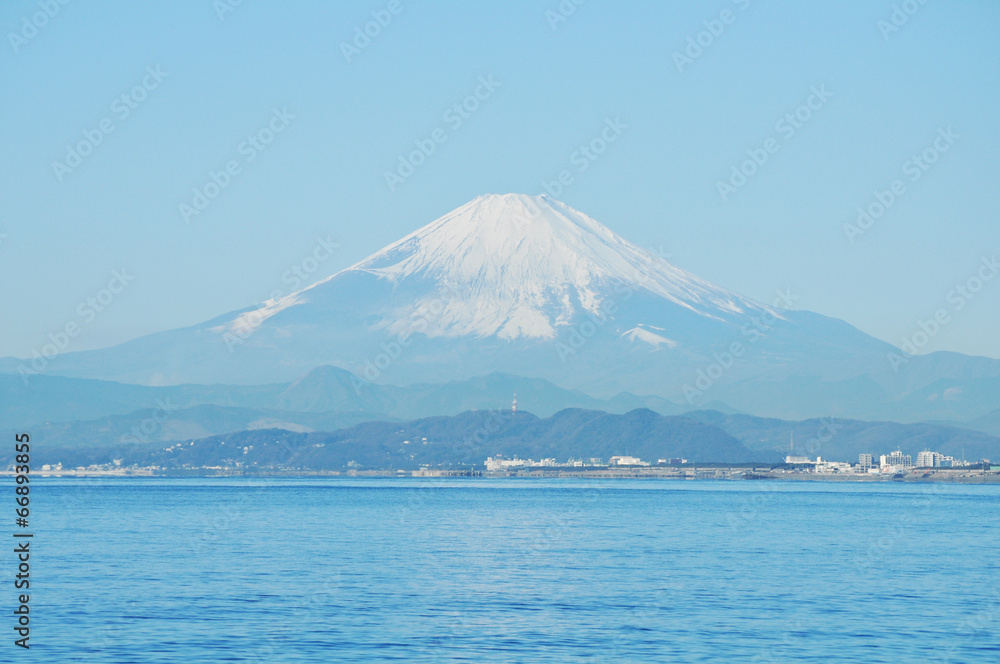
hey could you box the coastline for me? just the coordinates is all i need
[7,466,999,483]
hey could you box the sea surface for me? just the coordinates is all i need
[23,478,1000,662]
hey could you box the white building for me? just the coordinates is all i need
[815,459,853,474]
[484,456,525,471]
[916,450,940,467]
[484,456,557,471]
[880,450,912,469]
[858,454,874,470]
[609,455,648,466]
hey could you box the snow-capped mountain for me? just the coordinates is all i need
[7,194,999,421]
[228,194,767,343]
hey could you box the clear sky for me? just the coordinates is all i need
[2,0,998,360]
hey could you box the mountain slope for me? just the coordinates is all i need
[968,408,1000,437]
[5,194,999,421]
[0,366,682,432]
[4,405,384,450]
[22,408,772,470]
[684,410,1000,463]
[333,193,765,340]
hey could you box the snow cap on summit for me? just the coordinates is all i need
[337,194,762,339]
[237,194,768,341]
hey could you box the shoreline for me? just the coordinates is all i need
[5,467,999,483]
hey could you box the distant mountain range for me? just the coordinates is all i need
[4,194,999,423]
[22,408,774,470]
[12,397,999,469]
[968,408,1000,437]
[0,366,683,433]
[684,411,1000,464]
[5,353,1000,470]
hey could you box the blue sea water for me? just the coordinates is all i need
[19,478,1000,662]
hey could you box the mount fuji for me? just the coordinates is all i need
[8,194,1000,421]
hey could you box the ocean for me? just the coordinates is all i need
[27,478,1000,662]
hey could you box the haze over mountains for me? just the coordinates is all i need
[26,409,771,471]
[5,364,998,466]
[4,194,999,441]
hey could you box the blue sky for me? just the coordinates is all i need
[2,0,998,360]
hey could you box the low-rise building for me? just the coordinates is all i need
[484,456,557,471]
[484,456,524,471]
[609,455,648,466]
[815,458,853,473]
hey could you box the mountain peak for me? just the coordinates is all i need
[350,193,620,277]
[252,194,764,342]
[23,196,980,425]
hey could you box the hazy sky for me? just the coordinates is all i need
[2,0,998,361]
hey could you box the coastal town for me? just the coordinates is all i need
[13,447,997,483]
[475,448,998,482]
[785,449,982,475]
